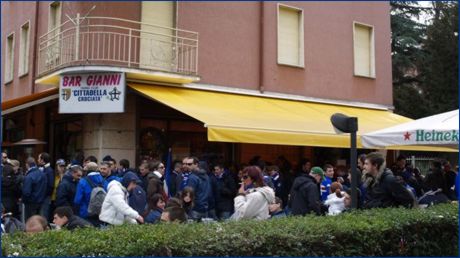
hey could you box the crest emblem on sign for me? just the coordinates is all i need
[61,89,71,101]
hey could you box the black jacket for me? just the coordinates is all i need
[364,168,415,209]
[55,173,78,211]
[289,174,321,216]
[212,172,237,212]
[42,165,55,197]
[64,215,93,231]
[1,164,22,200]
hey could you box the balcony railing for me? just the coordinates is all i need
[38,16,199,77]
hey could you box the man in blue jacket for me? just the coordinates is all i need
[38,152,54,221]
[100,161,120,184]
[22,157,47,221]
[186,157,212,220]
[74,162,107,226]
[320,164,334,202]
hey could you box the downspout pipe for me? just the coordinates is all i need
[31,1,39,94]
[258,1,264,94]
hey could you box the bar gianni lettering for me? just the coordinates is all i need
[59,72,126,113]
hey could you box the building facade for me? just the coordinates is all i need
[2,1,404,168]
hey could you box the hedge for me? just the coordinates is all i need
[2,203,458,256]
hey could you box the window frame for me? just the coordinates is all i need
[47,1,62,65]
[4,32,15,85]
[18,20,31,77]
[277,3,305,68]
[352,21,376,79]
[48,1,62,32]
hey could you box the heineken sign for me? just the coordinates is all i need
[404,130,459,144]
[59,72,125,113]
[361,110,458,149]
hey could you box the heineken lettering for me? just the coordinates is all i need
[415,130,459,142]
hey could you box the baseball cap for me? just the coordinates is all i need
[310,166,325,181]
[122,172,141,188]
[56,159,66,166]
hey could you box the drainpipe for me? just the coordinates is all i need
[258,1,264,94]
[31,1,39,94]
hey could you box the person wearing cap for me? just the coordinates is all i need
[99,172,144,225]
[50,159,67,215]
[288,166,323,216]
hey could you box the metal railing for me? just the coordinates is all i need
[38,16,199,76]
[409,156,435,175]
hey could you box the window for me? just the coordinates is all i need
[47,1,61,64]
[5,33,15,84]
[19,22,30,76]
[48,2,61,31]
[277,4,304,67]
[353,22,375,78]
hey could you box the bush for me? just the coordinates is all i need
[2,203,458,256]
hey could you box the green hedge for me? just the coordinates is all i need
[2,203,458,256]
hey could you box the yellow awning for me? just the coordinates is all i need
[129,83,457,152]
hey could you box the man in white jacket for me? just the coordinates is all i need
[99,172,144,225]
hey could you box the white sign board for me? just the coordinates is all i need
[59,72,125,113]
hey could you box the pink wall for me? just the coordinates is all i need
[2,2,393,106]
[178,2,261,90]
[178,2,393,106]
[1,1,38,101]
[1,1,142,101]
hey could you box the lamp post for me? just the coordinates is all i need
[330,113,358,209]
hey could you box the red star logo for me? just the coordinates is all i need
[403,131,412,140]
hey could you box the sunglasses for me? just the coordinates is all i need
[182,163,193,166]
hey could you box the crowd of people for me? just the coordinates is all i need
[1,151,458,234]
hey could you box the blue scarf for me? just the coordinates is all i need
[180,172,191,191]
[244,183,255,191]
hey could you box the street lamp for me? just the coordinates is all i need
[330,113,358,209]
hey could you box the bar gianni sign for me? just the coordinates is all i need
[59,72,125,113]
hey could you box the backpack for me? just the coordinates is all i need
[85,177,107,216]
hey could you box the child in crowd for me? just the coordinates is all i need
[324,182,346,215]
[269,197,286,218]
[144,194,166,224]
[181,187,195,219]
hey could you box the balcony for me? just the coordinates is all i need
[37,16,199,84]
